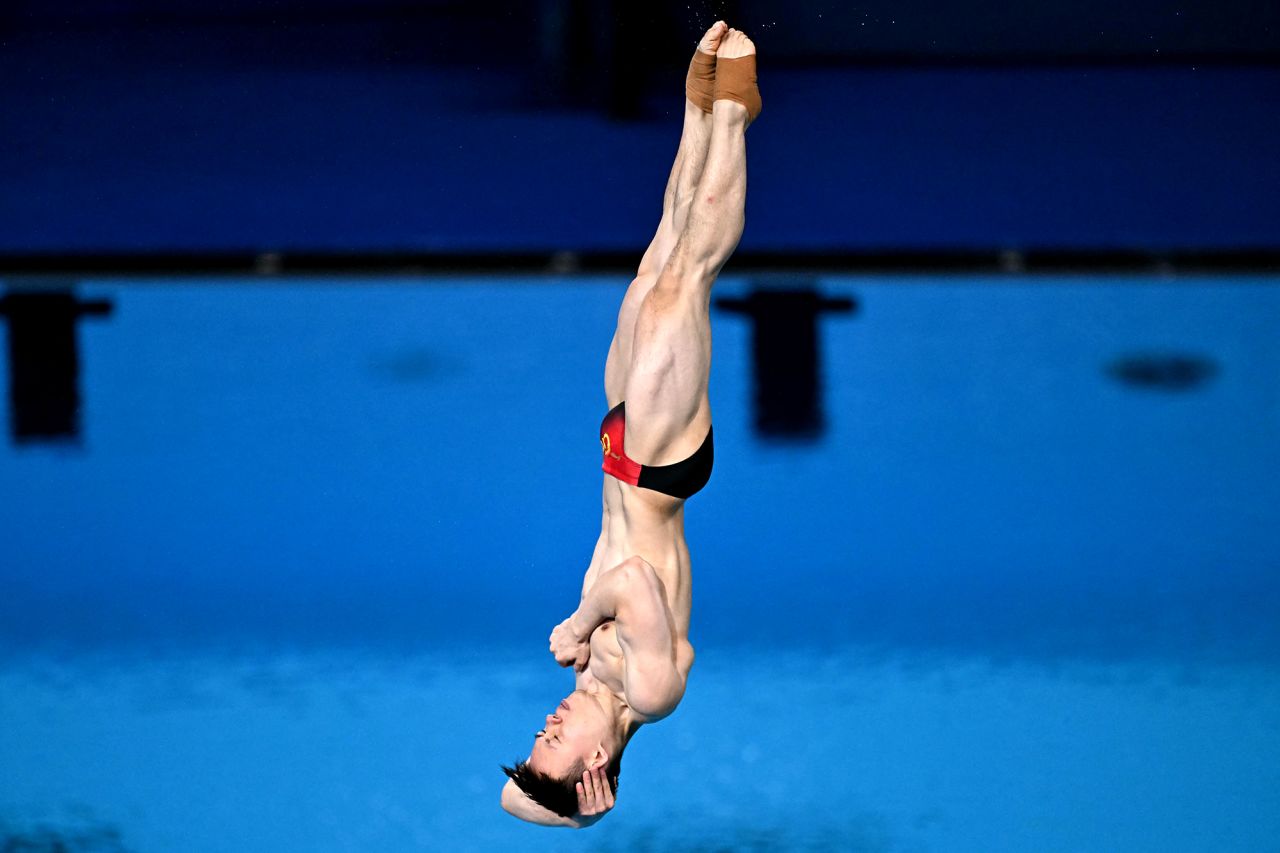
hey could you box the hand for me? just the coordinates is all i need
[549,615,591,672]
[574,767,616,824]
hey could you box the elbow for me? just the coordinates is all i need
[629,672,685,721]
[618,556,658,587]
[616,556,668,604]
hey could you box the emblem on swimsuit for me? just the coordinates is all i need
[601,434,620,459]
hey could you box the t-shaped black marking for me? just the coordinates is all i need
[716,285,856,441]
[0,286,113,445]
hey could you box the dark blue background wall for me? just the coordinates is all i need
[6,0,1277,62]
[2,1,1277,255]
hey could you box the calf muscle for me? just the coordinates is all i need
[664,106,747,294]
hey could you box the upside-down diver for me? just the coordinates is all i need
[500,21,761,827]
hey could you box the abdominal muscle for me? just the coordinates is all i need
[575,476,695,697]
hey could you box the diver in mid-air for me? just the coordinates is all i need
[499,21,762,827]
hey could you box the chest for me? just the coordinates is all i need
[583,621,626,693]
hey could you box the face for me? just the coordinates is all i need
[527,689,612,779]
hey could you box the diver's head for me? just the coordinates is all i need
[501,689,624,817]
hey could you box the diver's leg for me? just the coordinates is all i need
[622,28,757,462]
[662,28,757,299]
[605,22,727,403]
[635,21,727,278]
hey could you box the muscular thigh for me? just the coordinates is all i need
[604,272,659,405]
[622,280,713,465]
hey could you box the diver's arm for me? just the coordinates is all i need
[568,556,659,636]
[566,556,684,720]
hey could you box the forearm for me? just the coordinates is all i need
[570,556,653,639]
[570,560,629,638]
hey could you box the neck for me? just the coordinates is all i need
[589,684,642,747]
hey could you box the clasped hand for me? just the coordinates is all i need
[549,614,591,672]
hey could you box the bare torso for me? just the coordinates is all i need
[574,270,704,714]
[502,27,754,823]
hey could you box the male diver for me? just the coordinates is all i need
[500,21,761,827]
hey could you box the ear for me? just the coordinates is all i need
[587,745,610,771]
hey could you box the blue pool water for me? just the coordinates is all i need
[1,275,1278,850]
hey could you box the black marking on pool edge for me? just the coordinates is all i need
[0,285,113,445]
[1107,352,1219,391]
[716,283,857,441]
[368,348,460,383]
[0,819,131,852]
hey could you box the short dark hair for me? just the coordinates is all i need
[500,753,623,818]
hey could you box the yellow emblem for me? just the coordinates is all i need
[601,433,611,456]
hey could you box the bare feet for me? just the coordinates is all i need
[697,20,729,56]
[686,20,729,113]
[714,28,760,126]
